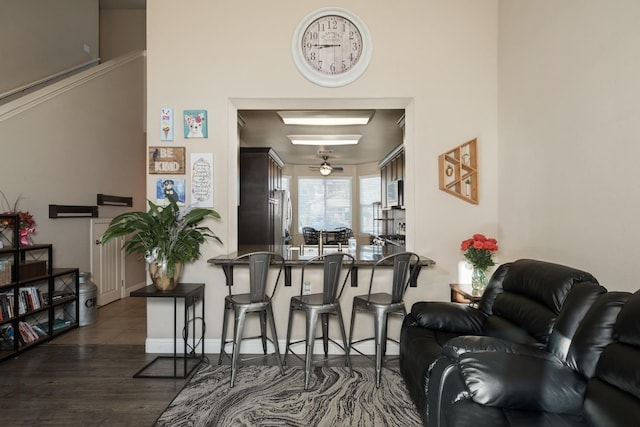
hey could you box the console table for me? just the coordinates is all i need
[130,283,205,379]
[449,283,483,307]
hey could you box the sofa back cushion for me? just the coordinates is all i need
[584,290,640,427]
[563,291,629,377]
[547,282,608,360]
[482,259,599,348]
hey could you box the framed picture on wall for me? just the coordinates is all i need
[183,110,208,138]
[156,178,186,206]
[190,153,214,207]
[160,108,174,141]
[149,146,185,174]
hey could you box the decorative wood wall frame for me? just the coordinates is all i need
[438,138,478,204]
[148,146,185,174]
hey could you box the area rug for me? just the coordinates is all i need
[155,363,422,426]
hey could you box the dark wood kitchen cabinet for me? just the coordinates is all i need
[238,147,283,245]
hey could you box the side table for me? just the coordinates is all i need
[130,283,205,379]
[449,283,483,307]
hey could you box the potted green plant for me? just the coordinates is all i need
[101,199,222,291]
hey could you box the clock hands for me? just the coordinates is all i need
[311,43,342,49]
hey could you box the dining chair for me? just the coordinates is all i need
[348,251,420,387]
[283,252,355,389]
[302,226,319,245]
[218,251,286,387]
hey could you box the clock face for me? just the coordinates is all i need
[292,8,372,87]
[301,15,363,76]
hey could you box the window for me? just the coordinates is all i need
[359,175,381,234]
[298,177,352,231]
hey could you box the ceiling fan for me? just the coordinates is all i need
[309,156,344,176]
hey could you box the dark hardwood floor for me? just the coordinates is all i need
[0,344,187,426]
[0,297,188,426]
[0,297,395,426]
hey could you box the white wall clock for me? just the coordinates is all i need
[291,7,373,87]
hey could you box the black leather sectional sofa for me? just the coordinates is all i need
[399,258,640,426]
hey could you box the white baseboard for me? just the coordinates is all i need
[126,280,148,294]
[144,337,399,356]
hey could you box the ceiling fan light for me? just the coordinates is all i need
[319,163,333,175]
[278,110,373,126]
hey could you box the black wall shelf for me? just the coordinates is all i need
[48,205,98,219]
[97,194,133,207]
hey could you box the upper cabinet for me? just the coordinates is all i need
[438,138,478,204]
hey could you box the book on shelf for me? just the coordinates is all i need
[17,321,39,344]
[37,318,72,332]
[19,287,44,313]
[42,290,75,303]
[0,324,14,350]
[0,291,14,320]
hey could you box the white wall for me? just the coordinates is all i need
[99,9,146,62]
[146,0,499,344]
[0,0,99,94]
[498,0,640,292]
[0,53,147,285]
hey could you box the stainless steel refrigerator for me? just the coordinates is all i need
[272,189,292,245]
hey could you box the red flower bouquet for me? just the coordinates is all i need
[460,233,499,271]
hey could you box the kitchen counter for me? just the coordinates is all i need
[208,245,435,287]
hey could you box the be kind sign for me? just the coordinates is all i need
[149,146,185,174]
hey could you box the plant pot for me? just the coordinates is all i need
[149,261,183,291]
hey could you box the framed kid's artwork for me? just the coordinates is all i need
[160,108,174,141]
[156,178,186,206]
[190,153,214,207]
[183,110,208,138]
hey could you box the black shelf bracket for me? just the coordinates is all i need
[97,194,133,207]
[49,205,99,218]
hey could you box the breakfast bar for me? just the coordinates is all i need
[208,244,436,288]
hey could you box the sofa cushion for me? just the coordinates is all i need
[458,352,586,412]
[446,400,585,427]
[582,290,640,426]
[410,301,484,334]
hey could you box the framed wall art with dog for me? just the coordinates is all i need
[184,110,208,138]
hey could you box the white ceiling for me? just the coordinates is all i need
[238,109,405,167]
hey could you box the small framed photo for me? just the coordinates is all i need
[160,108,174,141]
[184,109,208,138]
[156,178,186,206]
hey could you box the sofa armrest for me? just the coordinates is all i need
[458,352,586,413]
[442,335,557,362]
[411,301,485,334]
